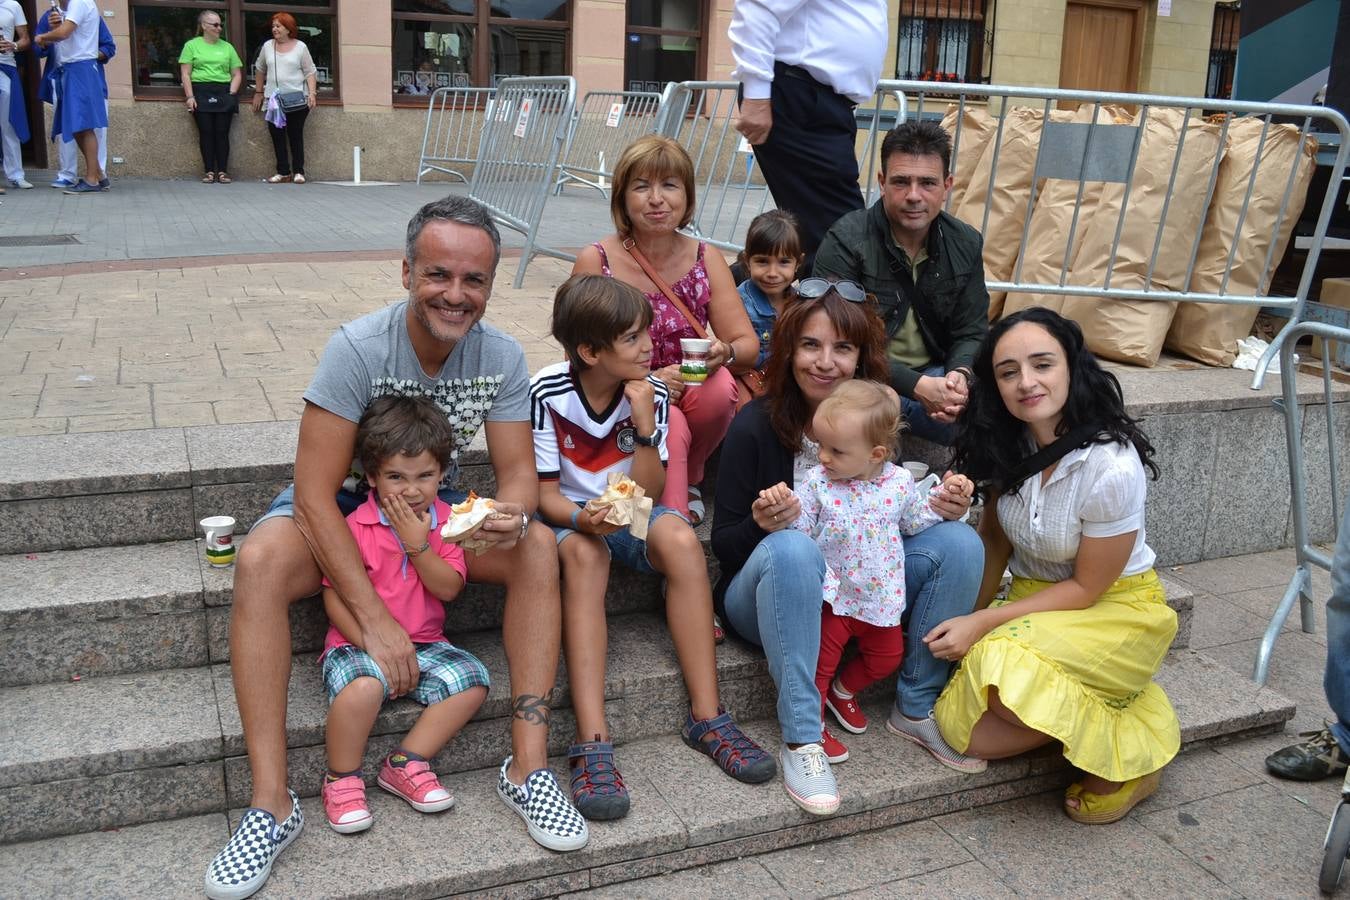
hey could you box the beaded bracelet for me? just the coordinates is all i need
[570,508,581,530]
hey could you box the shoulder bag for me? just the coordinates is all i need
[621,237,766,410]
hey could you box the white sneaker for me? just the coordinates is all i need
[10,179,33,189]
[886,706,988,773]
[780,743,840,815]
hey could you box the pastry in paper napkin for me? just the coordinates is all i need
[439,491,501,556]
[583,473,654,540]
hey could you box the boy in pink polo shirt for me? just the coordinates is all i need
[319,395,489,834]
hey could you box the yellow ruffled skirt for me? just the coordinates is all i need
[934,570,1180,781]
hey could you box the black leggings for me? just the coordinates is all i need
[267,106,309,176]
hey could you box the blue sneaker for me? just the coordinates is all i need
[98,178,111,190]
[62,180,104,194]
[50,178,76,189]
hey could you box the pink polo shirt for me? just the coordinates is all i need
[322,493,468,654]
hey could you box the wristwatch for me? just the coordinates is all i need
[633,430,661,448]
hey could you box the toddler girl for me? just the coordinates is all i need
[319,395,489,834]
[737,209,805,368]
[793,380,974,762]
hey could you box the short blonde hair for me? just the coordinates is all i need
[817,380,903,453]
[610,135,697,234]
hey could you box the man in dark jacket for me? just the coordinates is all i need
[814,120,989,444]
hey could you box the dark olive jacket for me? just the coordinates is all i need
[813,202,990,397]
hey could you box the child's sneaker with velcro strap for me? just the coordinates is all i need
[378,756,455,813]
[322,775,373,833]
[497,756,589,851]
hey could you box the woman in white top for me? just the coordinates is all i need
[932,306,1179,825]
[251,10,316,183]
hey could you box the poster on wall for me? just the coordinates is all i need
[452,72,471,87]
[396,70,414,88]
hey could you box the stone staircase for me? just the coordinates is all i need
[0,422,1298,898]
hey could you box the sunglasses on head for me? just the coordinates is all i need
[796,278,869,304]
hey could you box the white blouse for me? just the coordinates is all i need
[997,439,1155,584]
[255,40,316,96]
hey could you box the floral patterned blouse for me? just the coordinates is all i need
[594,241,712,369]
[794,461,943,627]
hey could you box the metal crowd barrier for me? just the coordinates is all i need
[416,86,496,184]
[468,76,577,288]
[875,79,1349,339]
[1250,321,1350,685]
[555,89,665,198]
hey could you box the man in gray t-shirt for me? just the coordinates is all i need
[206,198,584,900]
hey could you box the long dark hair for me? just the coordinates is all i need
[951,306,1158,494]
[763,291,887,453]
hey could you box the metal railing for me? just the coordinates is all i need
[417,86,496,184]
[554,89,665,198]
[468,76,578,288]
[1251,322,1350,684]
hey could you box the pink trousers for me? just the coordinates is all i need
[659,365,738,517]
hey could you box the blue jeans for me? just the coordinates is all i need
[1327,499,1350,754]
[896,520,984,717]
[900,364,958,446]
[721,520,983,743]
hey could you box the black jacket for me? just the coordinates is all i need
[814,203,990,397]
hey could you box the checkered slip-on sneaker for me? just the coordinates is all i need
[204,789,304,900]
[496,756,589,852]
[886,706,988,774]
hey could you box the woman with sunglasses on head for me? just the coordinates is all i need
[572,135,759,526]
[932,307,1177,825]
[178,9,242,184]
[711,280,985,816]
[252,11,317,184]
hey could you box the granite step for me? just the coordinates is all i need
[0,538,1194,687]
[0,651,1296,899]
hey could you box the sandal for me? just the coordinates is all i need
[217,172,232,184]
[681,708,776,784]
[1064,769,1161,824]
[567,736,630,821]
[713,614,725,645]
[266,173,291,184]
[686,485,705,526]
[293,173,306,184]
[201,172,216,184]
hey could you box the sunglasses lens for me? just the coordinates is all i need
[836,282,866,303]
[797,278,828,299]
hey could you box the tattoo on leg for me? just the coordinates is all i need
[512,694,551,726]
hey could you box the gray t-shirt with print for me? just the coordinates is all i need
[303,300,530,492]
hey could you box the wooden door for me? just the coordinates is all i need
[1059,0,1145,100]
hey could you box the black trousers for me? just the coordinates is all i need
[191,83,235,173]
[267,106,309,176]
[748,63,866,270]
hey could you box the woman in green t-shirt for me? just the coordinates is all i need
[179,10,243,184]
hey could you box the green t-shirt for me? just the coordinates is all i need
[887,248,931,369]
[179,36,243,84]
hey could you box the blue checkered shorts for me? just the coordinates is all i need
[321,641,489,705]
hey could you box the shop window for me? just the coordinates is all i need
[392,1,568,100]
[624,0,703,93]
[896,0,993,85]
[1206,2,1239,100]
[129,1,337,97]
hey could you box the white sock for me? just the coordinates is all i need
[831,678,854,699]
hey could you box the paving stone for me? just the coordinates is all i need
[1184,589,1293,652]
[1203,405,1294,560]
[0,428,190,501]
[1142,410,1220,566]
[0,812,228,900]
[843,861,1021,899]
[1130,745,1264,814]
[1222,583,1329,647]
[1162,548,1298,596]
[1138,783,1329,897]
[1200,632,1332,712]
[562,858,787,899]
[3,610,209,687]
[0,489,198,554]
[183,420,299,486]
[935,791,1239,897]
[1158,649,1295,744]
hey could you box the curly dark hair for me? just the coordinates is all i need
[763,290,888,453]
[951,306,1158,495]
[356,394,456,478]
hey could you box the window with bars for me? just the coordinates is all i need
[895,0,992,85]
[1206,1,1239,100]
[128,1,338,97]
[391,1,569,102]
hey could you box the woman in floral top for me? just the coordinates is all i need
[572,136,758,524]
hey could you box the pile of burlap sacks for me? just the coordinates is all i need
[939,104,1319,366]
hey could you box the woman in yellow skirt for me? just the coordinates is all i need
[929,307,1179,824]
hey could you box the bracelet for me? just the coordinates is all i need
[725,341,737,367]
[519,510,531,540]
[402,539,430,558]
[570,508,581,530]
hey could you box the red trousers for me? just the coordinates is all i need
[815,604,905,701]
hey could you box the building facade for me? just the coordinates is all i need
[14,0,1222,182]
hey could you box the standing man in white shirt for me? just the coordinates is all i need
[729,1,889,271]
[35,0,106,194]
[0,0,31,189]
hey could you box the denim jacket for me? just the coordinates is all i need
[737,279,780,369]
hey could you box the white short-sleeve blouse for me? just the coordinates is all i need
[997,439,1155,583]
